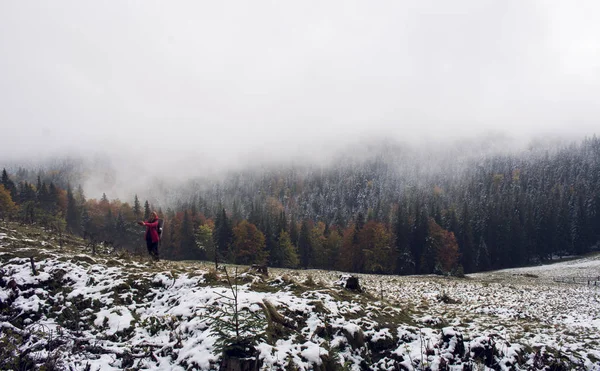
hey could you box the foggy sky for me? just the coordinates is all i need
[1,1,599,178]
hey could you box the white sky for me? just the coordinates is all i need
[1,1,599,172]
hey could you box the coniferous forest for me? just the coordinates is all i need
[1,136,599,276]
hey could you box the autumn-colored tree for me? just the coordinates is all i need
[438,227,460,274]
[0,184,17,220]
[360,221,395,274]
[231,220,267,265]
[426,218,460,275]
[196,223,215,263]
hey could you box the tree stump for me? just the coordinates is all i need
[337,274,361,292]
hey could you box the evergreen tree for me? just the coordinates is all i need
[298,219,312,268]
[289,214,299,247]
[412,203,429,273]
[457,201,475,273]
[48,182,59,214]
[180,210,197,260]
[277,230,299,268]
[144,200,151,220]
[1,169,17,201]
[213,208,233,265]
[76,184,86,205]
[394,203,414,274]
[323,227,342,269]
[133,195,142,220]
[66,184,81,234]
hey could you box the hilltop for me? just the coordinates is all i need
[1,221,599,370]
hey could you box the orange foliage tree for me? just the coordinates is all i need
[426,218,460,275]
[231,220,267,265]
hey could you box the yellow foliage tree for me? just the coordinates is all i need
[0,184,17,219]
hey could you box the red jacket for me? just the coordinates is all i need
[143,219,160,243]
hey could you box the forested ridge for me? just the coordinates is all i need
[1,136,599,276]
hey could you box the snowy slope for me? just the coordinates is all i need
[1,223,599,370]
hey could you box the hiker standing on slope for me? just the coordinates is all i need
[138,211,160,261]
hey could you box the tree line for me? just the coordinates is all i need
[1,136,599,275]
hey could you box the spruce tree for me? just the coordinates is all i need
[1,169,17,201]
[289,214,299,247]
[180,210,197,260]
[144,200,151,220]
[394,203,414,274]
[213,208,233,265]
[66,184,81,234]
[133,195,142,220]
[298,219,311,268]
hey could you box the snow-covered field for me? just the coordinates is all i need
[1,223,599,370]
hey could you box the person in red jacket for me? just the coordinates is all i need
[138,211,160,260]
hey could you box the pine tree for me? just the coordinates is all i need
[213,208,233,265]
[76,184,86,205]
[144,200,151,220]
[48,182,59,214]
[298,219,312,268]
[180,210,197,260]
[133,195,142,220]
[289,214,299,247]
[412,203,429,273]
[66,184,81,234]
[37,181,49,210]
[278,231,298,268]
[323,227,342,269]
[394,203,414,274]
[1,169,17,201]
[458,201,475,273]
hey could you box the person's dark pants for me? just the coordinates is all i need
[146,240,159,260]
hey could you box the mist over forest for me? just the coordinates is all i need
[2,133,599,276]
